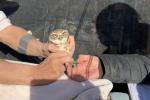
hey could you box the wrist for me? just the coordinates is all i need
[29,66,53,86]
[40,43,49,57]
[25,67,38,85]
[28,67,43,86]
[25,37,48,57]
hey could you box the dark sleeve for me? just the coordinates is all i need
[100,54,150,84]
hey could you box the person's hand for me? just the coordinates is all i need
[66,55,100,81]
[41,43,59,57]
[31,51,73,85]
[67,35,75,57]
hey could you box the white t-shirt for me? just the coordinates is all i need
[0,11,11,31]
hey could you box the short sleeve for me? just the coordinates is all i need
[0,11,12,31]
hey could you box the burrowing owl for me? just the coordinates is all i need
[49,29,76,67]
[48,29,70,53]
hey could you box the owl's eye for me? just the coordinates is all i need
[62,34,67,38]
[50,34,58,39]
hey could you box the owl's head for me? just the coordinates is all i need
[49,29,69,45]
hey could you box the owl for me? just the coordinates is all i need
[48,29,70,53]
[49,29,76,67]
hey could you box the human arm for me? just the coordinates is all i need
[0,51,73,86]
[0,11,59,57]
[0,11,75,57]
[67,54,150,84]
[0,25,48,57]
[66,55,102,81]
[0,25,75,57]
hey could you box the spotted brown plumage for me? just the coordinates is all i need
[49,29,70,53]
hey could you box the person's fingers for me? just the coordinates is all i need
[41,43,50,57]
[67,35,75,56]
[71,76,86,82]
[69,67,77,76]
[71,67,87,81]
[87,68,100,79]
[60,65,66,72]
[59,56,74,64]
[48,43,59,52]
[46,51,73,66]
[66,65,73,76]
[48,51,68,58]
[88,74,98,80]
[70,63,87,78]
[84,56,99,79]
[76,63,87,72]
[77,55,91,62]
[91,56,99,68]
[66,56,100,81]
[77,55,99,73]
[68,36,75,50]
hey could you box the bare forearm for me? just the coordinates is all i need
[0,60,35,85]
[0,25,45,57]
[0,60,62,86]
